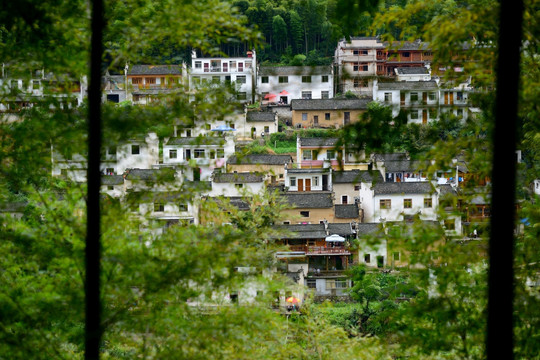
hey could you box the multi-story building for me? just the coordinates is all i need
[189,50,257,103]
[291,98,370,129]
[257,66,333,104]
[296,137,369,171]
[226,154,293,184]
[127,64,185,105]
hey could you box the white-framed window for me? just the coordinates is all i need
[194,149,205,158]
[313,176,319,186]
[301,91,312,99]
[410,92,419,102]
[321,91,329,99]
[326,150,336,160]
[169,149,177,159]
[236,75,246,84]
[290,177,296,187]
[195,61,202,69]
[428,92,436,101]
[380,199,391,209]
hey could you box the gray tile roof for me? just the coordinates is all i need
[213,172,265,183]
[384,160,428,173]
[396,67,429,75]
[291,99,371,111]
[246,111,275,122]
[373,182,434,195]
[281,192,334,208]
[335,204,360,218]
[377,81,438,91]
[332,170,383,184]
[273,224,327,239]
[206,196,251,211]
[356,223,382,236]
[102,175,124,185]
[126,191,187,203]
[128,65,183,75]
[299,137,339,147]
[227,154,293,165]
[166,136,225,146]
[439,184,457,196]
[259,66,332,76]
[328,223,354,235]
[385,40,431,51]
[288,168,329,174]
[372,153,409,162]
[124,168,175,181]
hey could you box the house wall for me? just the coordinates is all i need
[286,173,326,192]
[358,238,387,268]
[209,181,265,197]
[373,193,438,222]
[226,164,286,182]
[291,109,364,129]
[281,207,335,224]
[116,133,160,174]
[257,74,333,103]
[333,183,361,206]
[242,121,278,139]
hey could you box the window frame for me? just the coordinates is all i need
[380,199,391,209]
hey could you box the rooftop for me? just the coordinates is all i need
[377,80,438,91]
[101,175,124,185]
[281,192,334,208]
[332,170,384,184]
[124,168,176,182]
[373,182,434,195]
[246,111,276,122]
[396,67,430,75]
[299,137,339,147]
[128,65,183,76]
[166,136,225,146]
[291,99,371,111]
[335,204,360,219]
[227,154,293,166]
[213,172,265,183]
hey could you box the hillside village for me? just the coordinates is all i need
[0,37,523,305]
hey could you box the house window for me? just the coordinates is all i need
[404,199,412,208]
[283,221,290,225]
[303,150,312,160]
[178,203,188,211]
[457,92,464,101]
[353,64,359,72]
[236,75,246,84]
[354,79,361,87]
[313,177,319,186]
[278,76,288,83]
[261,76,269,83]
[132,77,142,85]
[186,130,192,137]
[429,108,437,119]
[131,145,140,155]
[154,202,164,212]
[302,75,311,83]
[380,199,391,209]
[302,113,308,121]
[194,149,205,158]
[457,109,464,118]
[217,149,225,158]
[322,75,329,82]
[428,92,436,101]
[195,61,202,69]
[235,184,243,189]
[169,149,177,159]
[354,185,361,191]
[344,112,350,124]
[106,168,114,175]
[424,198,433,208]
[364,254,371,263]
[300,211,310,217]
[290,177,296,187]
[410,92,419,102]
[326,279,336,289]
[377,65,383,72]
[402,52,410,57]
[307,279,316,288]
[301,91,312,99]
[209,149,216,159]
[353,50,359,55]
[237,92,247,100]
[444,219,455,230]
[145,77,156,84]
[321,91,329,99]
[384,92,392,103]
[410,110,419,120]
[393,252,400,261]
[264,126,270,133]
[325,113,330,120]
[326,150,336,160]
[342,195,348,204]
[32,80,40,90]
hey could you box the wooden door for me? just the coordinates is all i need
[444,92,449,104]
[298,179,304,192]
[400,92,405,105]
[305,178,311,192]
[422,109,428,124]
[422,92,427,103]
[450,92,454,105]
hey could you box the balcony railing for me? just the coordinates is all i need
[289,245,350,255]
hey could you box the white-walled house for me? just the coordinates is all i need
[257,66,333,104]
[395,67,431,82]
[242,111,278,139]
[285,168,332,192]
[189,50,257,103]
[359,181,438,223]
[332,170,384,209]
[209,172,266,197]
[162,134,234,181]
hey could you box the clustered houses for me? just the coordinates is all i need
[2,36,488,306]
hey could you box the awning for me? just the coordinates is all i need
[325,234,345,242]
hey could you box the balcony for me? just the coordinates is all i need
[289,245,351,256]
